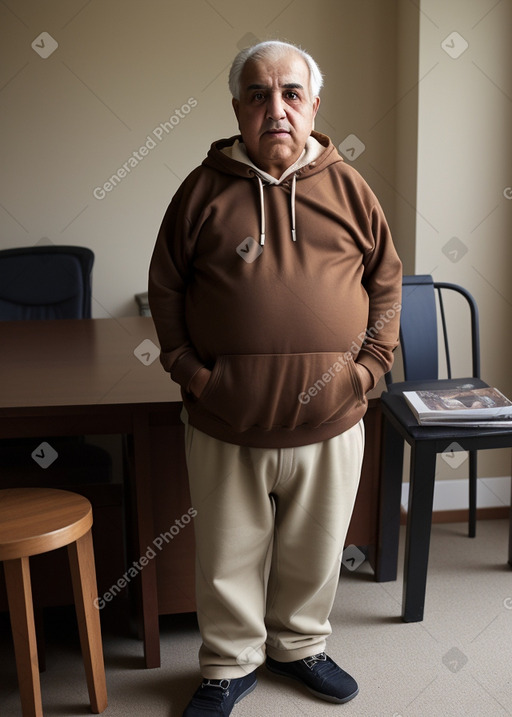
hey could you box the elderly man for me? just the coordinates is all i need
[149,40,402,716]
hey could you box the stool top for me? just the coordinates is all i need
[0,488,92,561]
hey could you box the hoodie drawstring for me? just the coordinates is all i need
[256,175,266,246]
[290,173,297,242]
[256,174,297,246]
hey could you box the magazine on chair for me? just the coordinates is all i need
[403,385,512,426]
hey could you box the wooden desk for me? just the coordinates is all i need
[0,317,385,668]
[0,317,178,668]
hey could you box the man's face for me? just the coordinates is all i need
[232,51,320,178]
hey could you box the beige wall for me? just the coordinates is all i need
[416,0,512,481]
[0,0,401,316]
[1,1,510,482]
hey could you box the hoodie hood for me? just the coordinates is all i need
[219,134,326,184]
[203,130,342,179]
[203,132,343,245]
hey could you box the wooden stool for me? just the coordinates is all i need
[0,487,108,716]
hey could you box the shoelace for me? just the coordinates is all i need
[192,679,231,706]
[303,652,327,669]
[302,652,340,683]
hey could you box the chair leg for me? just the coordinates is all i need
[3,556,43,717]
[468,451,477,538]
[67,529,108,714]
[509,478,512,567]
[402,443,437,622]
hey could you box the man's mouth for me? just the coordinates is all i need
[264,128,290,136]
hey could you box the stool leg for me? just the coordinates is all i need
[67,530,108,714]
[34,605,46,673]
[4,556,43,717]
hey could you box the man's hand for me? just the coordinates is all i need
[354,363,373,395]
[189,367,212,398]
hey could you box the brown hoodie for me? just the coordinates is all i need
[148,131,402,448]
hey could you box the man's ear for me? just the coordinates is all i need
[311,96,320,129]
[232,97,240,123]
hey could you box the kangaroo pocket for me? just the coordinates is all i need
[194,351,364,433]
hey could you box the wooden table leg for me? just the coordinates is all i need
[375,416,404,582]
[132,407,161,668]
[4,556,43,717]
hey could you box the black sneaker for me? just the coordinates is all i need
[266,652,358,704]
[183,672,257,716]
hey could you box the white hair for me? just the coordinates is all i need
[228,40,323,100]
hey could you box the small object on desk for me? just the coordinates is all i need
[403,385,512,426]
[135,291,151,316]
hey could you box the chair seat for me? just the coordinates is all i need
[0,488,92,561]
[382,377,512,445]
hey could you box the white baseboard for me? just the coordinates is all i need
[401,475,511,512]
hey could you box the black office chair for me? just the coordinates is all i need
[376,275,512,622]
[0,245,111,484]
[0,245,93,320]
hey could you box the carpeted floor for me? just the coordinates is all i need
[1,519,511,716]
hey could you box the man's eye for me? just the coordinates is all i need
[253,93,265,101]
[285,91,299,100]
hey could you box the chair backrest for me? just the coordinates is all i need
[386,274,480,385]
[0,246,94,320]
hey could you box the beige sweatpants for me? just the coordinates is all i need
[183,414,365,679]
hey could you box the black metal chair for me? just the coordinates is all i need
[386,274,481,537]
[376,275,512,622]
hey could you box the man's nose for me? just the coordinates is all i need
[266,93,286,120]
